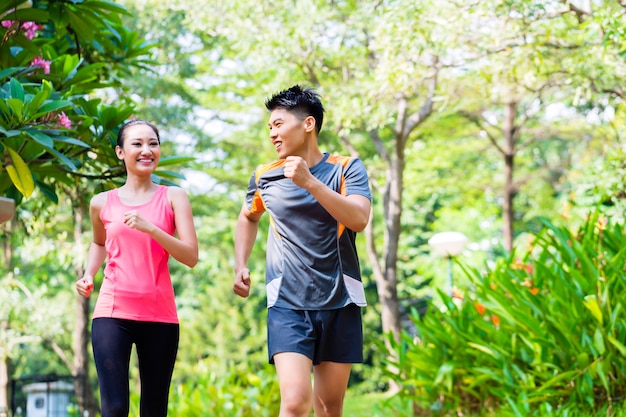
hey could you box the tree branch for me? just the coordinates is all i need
[369,129,390,164]
[404,75,437,134]
[46,337,74,371]
[458,110,506,156]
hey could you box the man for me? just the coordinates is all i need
[233,85,372,417]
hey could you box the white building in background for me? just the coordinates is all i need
[22,381,73,417]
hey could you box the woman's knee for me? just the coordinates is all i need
[101,400,129,417]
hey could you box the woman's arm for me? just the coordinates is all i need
[157,186,199,267]
[75,193,107,297]
[121,187,199,267]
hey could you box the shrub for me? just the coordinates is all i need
[161,363,280,417]
[385,212,626,416]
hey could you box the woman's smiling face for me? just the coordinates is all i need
[116,123,161,173]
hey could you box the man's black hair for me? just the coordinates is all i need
[265,85,325,134]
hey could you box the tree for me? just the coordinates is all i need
[139,1,465,392]
[0,1,157,415]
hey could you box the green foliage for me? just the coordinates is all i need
[132,365,280,417]
[567,148,626,224]
[0,0,156,202]
[386,212,626,415]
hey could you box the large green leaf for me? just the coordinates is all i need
[9,78,24,101]
[25,130,54,148]
[3,7,50,21]
[583,295,603,324]
[0,127,22,137]
[5,147,35,197]
[0,67,24,81]
[53,136,91,148]
[158,156,196,166]
[34,100,73,117]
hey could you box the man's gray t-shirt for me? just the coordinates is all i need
[245,153,372,310]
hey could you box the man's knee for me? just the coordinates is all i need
[314,394,345,417]
[280,388,313,417]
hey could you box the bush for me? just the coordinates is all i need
[385,212,626,416]
[127,363,280,417]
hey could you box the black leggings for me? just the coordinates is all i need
[92,318,179,417]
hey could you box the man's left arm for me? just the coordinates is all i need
[285,156,371,232]
[308,185,371,232]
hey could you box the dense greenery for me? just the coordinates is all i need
[2,0,626,416]
[389,212,626,415]
[0,0,151,203]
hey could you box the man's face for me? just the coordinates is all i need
[268,109,306,159]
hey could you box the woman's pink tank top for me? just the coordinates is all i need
[93,186,178,323]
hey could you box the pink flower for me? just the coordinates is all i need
[0,20,43,39]
[30,56,51,74]
[21,21,43,40]
[57,112,72,129]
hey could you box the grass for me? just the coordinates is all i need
[343,391,395,417]
[343,392,626,417]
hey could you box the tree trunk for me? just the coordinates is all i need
[368,147,403,394]
[0,220,13,417]
[502,101,517,252]
[378,147,403,343]
[0,353,9,417]
[1,218,13,268]
[71,198,99,417]
[362,74,437,392]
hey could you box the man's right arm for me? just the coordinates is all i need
[233,203,262,298]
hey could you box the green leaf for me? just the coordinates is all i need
[5,8,50,21]
[534,370,580,393]
[53,136,91,148]
[467,342,499,358]
[27,89,50,119]
[6,99,25,124]
[62,55,82,80]
[88,0,131,15]
[607,336,626,357]
[5,147,35,198]
[596,359,610,391]
[0,68,23,81]
[44,147,78,171]
[158,156,196,167]
[68,9,98,41]
[154,169,185,180]
[66,63,107,86]
[34,179,59,204]
[0,127,22,138]
[583,295,603,324]
[593,328,605,354]
[36,100,73,116]
[9,79,24,101]
[41,80,54,100]
[25,130,54,149]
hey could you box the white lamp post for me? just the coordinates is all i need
[428,232,468,294]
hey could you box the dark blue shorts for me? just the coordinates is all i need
[267,303,363,365]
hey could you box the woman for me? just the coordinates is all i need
[75,120,198,417]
